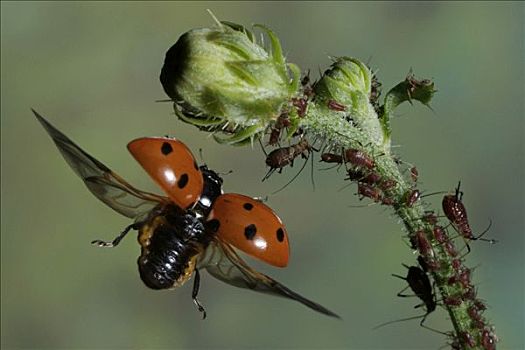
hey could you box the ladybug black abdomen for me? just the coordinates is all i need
[137,206,211,290]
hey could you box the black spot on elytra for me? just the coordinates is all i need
[276,228,285,242]
[244,224,257,240]
[161,142,173,155]
[207,219,220,233]
[178,173,189,189]
[243,203,254,211]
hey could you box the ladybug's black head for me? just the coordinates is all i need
[195,165,224,216]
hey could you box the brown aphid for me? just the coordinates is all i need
[405,189,420,207]
[451,259,462,271]
[444,241,459,257]
[327,99,346,112]
[410,166,419,182]
[268,112,291,146]
[320,152,343,164]
[481,329,497,350]
[432,226,448,243]
[381,197,394,206]
[292,97,308,117]
[379,179,396,191]
[264,139,313,180]
[467,305,486,329]
[442,182,496,247]
[443,295,463,307]
[357,183,382,202]
[460,331,477,348]
[345,148,375,169]
[413,230,435,261]
[422,211,438,225]
[346,169,382,186]
[463,285,477,300]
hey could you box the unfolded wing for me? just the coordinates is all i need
[34,109,168,219]
[198,238,340,318]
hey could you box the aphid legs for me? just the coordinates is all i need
[271,156,310,195]
[91,222,140,248]
[192,269,207,320]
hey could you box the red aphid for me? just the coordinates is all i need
[327,99,346,112]
[380,179,396,191]
[481,329,497,350]
[344,149,375,169]
[442,182,496,245]
[406,189,420,207]
[444,241,459,257]
[292,97,308,117]
[357,183,382,202]
[269,112,291,146]
[444,296,463,307]
[264,138,312,179]
[410,166,419,182]
[461,331,476,348]
[320,152,343,164]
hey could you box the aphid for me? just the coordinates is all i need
[442,182,496,248]
[379,179,396,191]
[357,183,382,202]
[344,148,375,169]
[481,328,497,350]
[460,331,477,348]
[347,169,382,186]
[405,189,420,207]
[432,226,458,256]
[422,211,438,225]
[462,285,477,301]
[381,197,394,206]
[327,99,346,112]
[444,241,459,257]
[467,305,485,329]
[410,166,419,182]
[443,295,463,307]
[291,97,308,117]
[35,110,338,319]
[320,152,343,164]
[375,263,438,331]
[268,112,291,146]
[264,139,313,178]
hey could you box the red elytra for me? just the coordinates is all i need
[207,194,290,267]
[127,137,203,209]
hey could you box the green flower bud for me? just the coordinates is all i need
[160,21,301,145]
[313,57,372,113]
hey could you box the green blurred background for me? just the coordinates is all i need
[1,2,523,349]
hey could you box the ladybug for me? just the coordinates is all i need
[34,109,338,319]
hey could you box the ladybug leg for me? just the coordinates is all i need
[91,223,140,248]
[192,269,207,320]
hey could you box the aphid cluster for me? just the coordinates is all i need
[262,72,318,185]
[396,181,498,348]
[320,148,397,206]
[35,110,339,319]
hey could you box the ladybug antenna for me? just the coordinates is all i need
[197,148,205,163]
[271,157,310,195]
[217,170,233,176]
